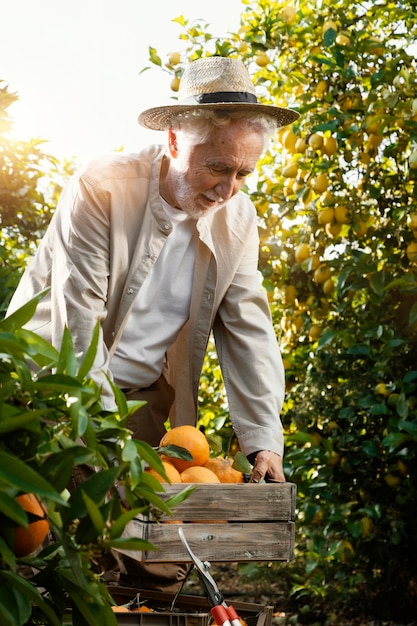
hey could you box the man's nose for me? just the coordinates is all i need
[215,175,238,200]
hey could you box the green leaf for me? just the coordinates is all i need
[0,582,31,626]
[0,452,66,504]
[33,373,90,393]
[156,444,193,461]
[0,570,61,626]
[135,439,167,468]
[17,328,59,367]
[0,491,29,525]
[0,535,16,570]
[77,321,100,379]
[0,409,42,434]
[81,491,105,534]
[109,507,147,539]
[122,439,139,462]
[105,536,158,552]
[163,484,195,509]
[149,46,162,66]
[233,450,252,474]
[369,272,385,296]
[56,326,78,376]
[64,466,121,520]
[323,27,337,47]
[0,289,50,332]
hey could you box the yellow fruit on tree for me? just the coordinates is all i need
[322,20,338,34]
[323,136,337,157]
[292,311,304,332]
[311,173,329,194]
[281,128,298,152]
[279,4,297,24]
[309,325,321,342]
[318,207,335,225]
[167,51,181,66]
[170,77,180,92]
[334,205,350,224]
[375,383,390,396]
[308,133,324,151]
[320,191,334,206]
[294,137,308,153]
[309,254,321,271]
[384,473,401,488]
[314,80,328,97]
[280,5,296,24]
[295,243,311,263]
[284,285,297,305]
[336,32,351,46]
[407,213,417,230]
[282,163,298,178]
[406,242,417,262]
[313,264,331,284]
[326,222,342,238]
[360,517,374,538]
[396,459,408,476]
[353,219,368,238]
[323,277,335,295]
[254,51,269,67]
[366,36,383,56]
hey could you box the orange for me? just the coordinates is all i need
[159,425,210,473]
[111,606,129,612]
[145,460,181,483]
[180,466,221,483]
[203,457,244,484]
[14,493,49,557]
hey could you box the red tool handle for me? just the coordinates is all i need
[226,605,241,626]
[211,606,232,626]
[211,605,241,626]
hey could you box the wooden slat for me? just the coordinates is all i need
[146,482,296,522]
[119,520,295,563]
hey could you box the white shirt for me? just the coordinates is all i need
[110,199,197,388]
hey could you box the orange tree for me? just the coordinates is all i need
[146,0,417,620]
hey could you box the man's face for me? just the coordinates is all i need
[166,121,265,219]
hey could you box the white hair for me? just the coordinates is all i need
[170,109,276,152]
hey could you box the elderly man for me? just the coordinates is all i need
[8,56,299,486]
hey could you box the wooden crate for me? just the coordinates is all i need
[108,588,274,626]
[118,482,296,563]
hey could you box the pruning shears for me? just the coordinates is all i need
[178,527,241,626]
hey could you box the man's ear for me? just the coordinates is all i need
[168,128,179,157]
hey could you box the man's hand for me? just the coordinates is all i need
[250,450,285,483]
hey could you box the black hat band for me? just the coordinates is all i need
[181,91,258,105]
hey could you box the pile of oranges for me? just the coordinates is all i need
[147,425,244,484]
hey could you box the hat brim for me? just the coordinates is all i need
[138,102,299,131]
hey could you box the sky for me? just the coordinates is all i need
[1,0,243,163]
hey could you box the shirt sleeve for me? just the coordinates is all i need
[213,214,285,458]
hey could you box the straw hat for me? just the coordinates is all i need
[138,56,299,131]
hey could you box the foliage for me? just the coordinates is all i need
[0,296,191,626]
[147,0,417,621]
[0,81,75,315]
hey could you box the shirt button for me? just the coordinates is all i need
[127,288,134,295]
[163,223,170,230]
